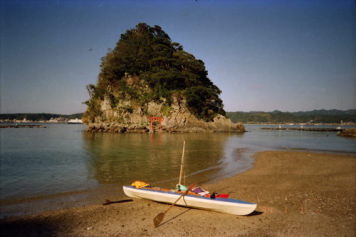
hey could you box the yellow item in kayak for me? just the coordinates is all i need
[131,181,150,189]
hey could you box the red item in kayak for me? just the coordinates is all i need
[216,194,229,198]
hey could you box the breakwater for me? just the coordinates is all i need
[261,127,343,132]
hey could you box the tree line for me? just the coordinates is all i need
[2,110,354,123]
[0,113,83,121]
[226,110,356,123]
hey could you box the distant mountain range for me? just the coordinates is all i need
[226,110,356,123]
[1,109,355,123]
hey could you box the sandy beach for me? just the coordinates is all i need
[1,150,355,236]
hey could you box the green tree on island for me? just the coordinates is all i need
[84,23,225,122]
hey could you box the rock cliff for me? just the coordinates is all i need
[84,76,245,133]
[82,23,245,133]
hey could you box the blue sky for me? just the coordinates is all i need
[1,0,355,114]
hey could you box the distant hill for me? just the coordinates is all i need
[0,113,84,121]
[2,110,354,124]
[226,110,356,123]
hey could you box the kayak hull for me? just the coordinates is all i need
[123,186,257,216]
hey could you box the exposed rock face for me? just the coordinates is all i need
[85,79,245,133]
[338,128,356,138]
[83,23,245,134]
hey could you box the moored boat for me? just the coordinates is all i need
[123,185,257,216]
[67,118,83,124]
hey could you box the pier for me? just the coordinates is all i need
[261,127,343,132]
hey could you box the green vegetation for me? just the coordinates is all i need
[84,23,225,122]
[0,113,83,121]
[2,110,354,124]
[227,110,356,123]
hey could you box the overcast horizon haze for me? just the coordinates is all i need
[1,0,355,114]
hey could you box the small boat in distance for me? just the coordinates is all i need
[123,185,257,216]
[67,118,83,124]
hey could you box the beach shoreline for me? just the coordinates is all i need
[1,150,355,236]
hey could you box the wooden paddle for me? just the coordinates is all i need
[153,183,195,227]
[102,199,133,205]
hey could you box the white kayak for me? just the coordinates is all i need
[123,185,257,216]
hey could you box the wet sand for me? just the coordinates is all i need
[1,150,355,236]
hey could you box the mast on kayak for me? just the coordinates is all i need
[178,140,185,185]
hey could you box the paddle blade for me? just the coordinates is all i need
[153,212,165,227]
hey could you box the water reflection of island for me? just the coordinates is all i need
[82,133,239,188]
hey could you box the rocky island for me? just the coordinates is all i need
[83,23,244,133]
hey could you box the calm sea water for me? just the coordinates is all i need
[0,124,355,217]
